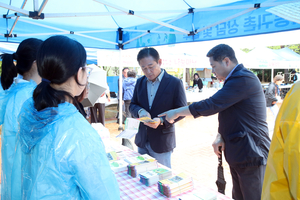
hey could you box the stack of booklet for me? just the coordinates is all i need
[107,151,127,173]
[139,167,172,186]
[106,151,120,161]
[158,172,194,197]
[109,159,129,173]
[126,155,158,178]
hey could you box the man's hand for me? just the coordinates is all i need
[159,106,191,124]
[212,133,225,158]
[139,109,151,118]
[158,109,179,124]
[143,117,160,129]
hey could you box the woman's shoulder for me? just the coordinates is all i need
[59,112,97,138]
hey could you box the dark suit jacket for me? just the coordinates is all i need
[129,70,187,153]
[189,64,270,168]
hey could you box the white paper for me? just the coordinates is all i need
[116,118,140,139]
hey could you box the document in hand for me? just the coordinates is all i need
[116,118,140,139]
[138,117,156,124]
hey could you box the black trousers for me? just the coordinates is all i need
[230,165,266,200]
[90,103,105,126]
[124,100,132,118]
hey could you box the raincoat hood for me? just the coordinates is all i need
[0,79,35,125]
[123,77,136,87]
[123,77,137,101]
[18,98,78,154]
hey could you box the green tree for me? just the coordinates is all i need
[240,48,254,53]
[267,44,300,54]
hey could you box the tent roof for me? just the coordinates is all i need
[0,42,98,64]
[272,47,300,61]
[243,46,300,69]
[1,0,300,49]
[248,46,300,61]
[248,46,286,61]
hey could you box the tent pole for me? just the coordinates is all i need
[271,68,274,82]
[118,49,123,130]
[33,0,39,11]
[18,18,118,45]
[183,67,186,90]
[183,53,187,90]
[0,2,29,15]
[123,12,188,45]
[94,0,190,34]
[8,0,28,37]
[38,0,48,16]
[196,8,256,34]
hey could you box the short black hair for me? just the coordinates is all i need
[122,67,129,72]
[127,70,136,78]
[137,47,160,63]
[206,44,238,64]
[291,70,296,74]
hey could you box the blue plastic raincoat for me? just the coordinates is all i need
[1,79,36,200]
[0,86,6,125]
[15,98,120,199]
[122,77,136,101]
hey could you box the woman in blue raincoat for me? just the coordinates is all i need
[16,35,120,199]
[0,38,43,199]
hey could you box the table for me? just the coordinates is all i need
[111,144,232,200]
[185,89,217,103]
[105,97,118,107]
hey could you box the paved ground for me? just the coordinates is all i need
[105,105,277,199]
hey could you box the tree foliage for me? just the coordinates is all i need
[242,44,300,82]
[267,44,300,54]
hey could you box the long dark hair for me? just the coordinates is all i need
[0,38,43,90]
[33,35,87,111]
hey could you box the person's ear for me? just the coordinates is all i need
[77,67,85,84]
[32,60,37,68]
[223,57,230,66]
[158,58,162,66]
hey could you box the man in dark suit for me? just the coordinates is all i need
[159,44,270,200]
[129,47,187,168]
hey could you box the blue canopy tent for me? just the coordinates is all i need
[0,0,300,49]
[1,0,300,127]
